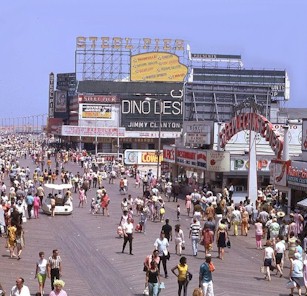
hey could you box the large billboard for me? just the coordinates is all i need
[54,91,67,113]
[80,104,112,120]
[130,52,188,82]
[121,97,182,132]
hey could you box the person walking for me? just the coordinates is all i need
[78,187,86,208]
[171,256,190,296]
[231,206,241,236]
[185,193,192,217]
[255,218,263,249]
[145,261,161,296]
[35,251,48,295]
[189,218,201,257]
[289,252,304,296]
[216,220,228,260]
[122,217,134,255]
[15,224,25,260]
[161,219,172,242]
[275,234,286,277]
[154,231,170,278]
[174,224,185,256]
[7,221,17,259]
[202,225,214,257]
[49,279,68,296]
[199,254,215,296]
[33,194,41,219]
[263,240,275,281]
[10,277,31,296]
[25,192,34,219]
[48,249,62,291]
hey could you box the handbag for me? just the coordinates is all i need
[159,282,165,289]
[187,271,193,281]
[260,266,266,274]
[143,286,149,295]
[226,240,231,248]
[286,280,297,289]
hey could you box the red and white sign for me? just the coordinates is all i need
[176,148,197,167]
[270,159,290,187]
[207,151,230,172]
[197,151,207,169]
[163,146,176,163]
[61,125,125,137]
[219,113,284,159]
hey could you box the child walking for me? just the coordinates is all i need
[177,204,181,220]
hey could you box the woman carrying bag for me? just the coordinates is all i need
[145,261,161,296]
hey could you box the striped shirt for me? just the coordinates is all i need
[190,223,200,237]
[48,255,62,269]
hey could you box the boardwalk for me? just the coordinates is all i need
[0,157,293,296]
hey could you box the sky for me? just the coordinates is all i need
[0,0,306,118]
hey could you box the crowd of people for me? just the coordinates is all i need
[2,134,307,296]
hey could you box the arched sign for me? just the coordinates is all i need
[219,113,284,159]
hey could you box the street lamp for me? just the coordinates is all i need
[145,97,162,181]
[70,110,82,151]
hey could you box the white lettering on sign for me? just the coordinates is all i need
[76,36,185,51]
[122,100,182,115]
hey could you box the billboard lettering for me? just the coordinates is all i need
[48,73,55,118]
[130,52,188,82]
[76,36,184,51]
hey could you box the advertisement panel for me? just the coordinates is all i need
[81,104,112,120]
[287,160,307,187]
[61,125,125,137]
[302,119,307,151]
[56,73,76,92]
[163,146,176,163]
[231,156,271,172]
[197,151,207,169]
[130,52,188,82]
[124,150,163,165]
[207,151,230,172]
[270,159,290,187]
[121,98,182,132]
[54,91,67,113]
[48,73,55,118]
[176,148,198,168]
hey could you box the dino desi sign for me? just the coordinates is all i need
[219,113,284,159]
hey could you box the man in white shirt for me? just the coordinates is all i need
[10,277,31,296]
[122,217,134,255]
[275,234,286,277]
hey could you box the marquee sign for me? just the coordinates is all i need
[121,98,182,132]
[219,113,284,159]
